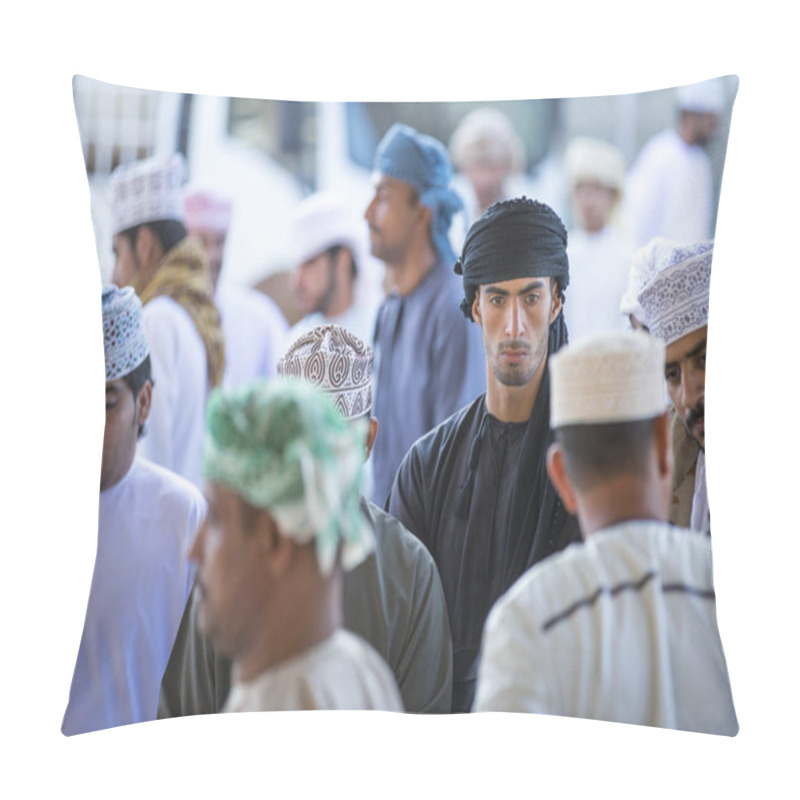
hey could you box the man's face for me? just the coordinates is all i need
[111,233,140,288]
[572,181,617,234]
[190,227,227,291]
[101,378,146,492]
[687,111,719,147]
[473,276,562,388]
[189,482,272,659]
[364,175,424,265]
[292,250,337,316]
[664,325,707,450]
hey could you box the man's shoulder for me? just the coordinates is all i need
[128,458,207,514]
[362,498,437,572]
[405,396,485,464]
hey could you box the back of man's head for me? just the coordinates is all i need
[548,331,670,529]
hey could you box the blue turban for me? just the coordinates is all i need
[373,123,464,265]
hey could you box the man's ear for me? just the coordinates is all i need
[546,442,578,515]
[135,381,152,434]
[549,281,563,325]
[135,224,163,273]
[472,289,482,327]
[653,411,673,480]
[364,417,378,461]
[259,513,295,577]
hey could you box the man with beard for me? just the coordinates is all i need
[110,154,224,489]
[636,238,714,533]
[365,123,485,506]
[387,197,582,712]
[626,77,728,247]
[287,191,380,347]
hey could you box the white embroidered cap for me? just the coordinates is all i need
[620,237,684,321]
[277,324,373,420]
[636,239,713,345]
[111,153,186,235]
[183,186,233,233]
[102,284,150,382]
[289,191,366,272]
[550,330,666,428]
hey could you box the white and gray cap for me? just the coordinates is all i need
[636,239,713,345]
[550,330,666,428]
[102,284,150,382]
[111,153,186,235]
[277,324,373,420]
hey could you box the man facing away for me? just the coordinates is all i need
[387,197,582,712]
[189,378,403,712]
[474,330,737,736]
[62,285,204,735]
[365,123,486,506]
[159,325,452,715]
[286,191,381,348]
[184,186,289,388]
[110,154,224,489]
[636,238,715,534]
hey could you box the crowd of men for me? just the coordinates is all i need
[63,83,737,737]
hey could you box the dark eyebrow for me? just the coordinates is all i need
[105,385,119,395]
[665,338,707,369]
[484,279,547,297]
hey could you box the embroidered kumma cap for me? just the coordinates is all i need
[636,239,713,345]
[111,153,186,235]
[277,324,373,420]
[550,330,666,428]
[102,284,150,382]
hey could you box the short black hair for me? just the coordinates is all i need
[555,417,657,492]
[122,354,153,438]
[123,219,187,255]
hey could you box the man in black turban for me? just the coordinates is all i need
[386,197,582,713]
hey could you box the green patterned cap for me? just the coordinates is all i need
[203,378,372,575]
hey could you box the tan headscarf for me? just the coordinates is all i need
[134,235,225,388]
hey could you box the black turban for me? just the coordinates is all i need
[454,196,570,321]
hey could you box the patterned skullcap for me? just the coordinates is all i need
[277,325,373,420]
[636,239,713,345]
[203,378,373,576]
[550,330,666,428]
[373,123,464,265]
[102,284,150,382]
[111,153,186,235]
[454,196,570,320]
[183,187,233,233]
[565,136,626,194]
[619,237,679,321]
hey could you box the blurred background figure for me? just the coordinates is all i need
[625,77,726,247]
[110,154,224,489]
[449,108,528,226]
[286,191,382,347]
[365,123,485,507]
[563,136,634,343]
[184,186,288,388]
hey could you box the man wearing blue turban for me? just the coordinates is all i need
[365,123,486,506]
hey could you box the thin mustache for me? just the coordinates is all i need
[499,340,531,353]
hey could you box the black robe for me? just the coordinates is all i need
[387,389,581,713]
